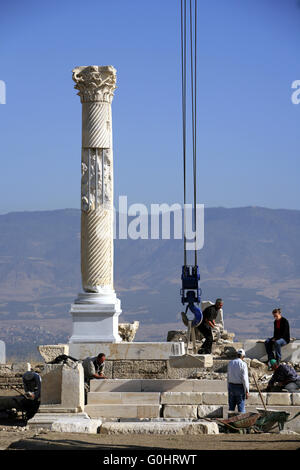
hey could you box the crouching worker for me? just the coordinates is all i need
[266,359,300,392]
[82,353,107,404]
[22,371,42,420]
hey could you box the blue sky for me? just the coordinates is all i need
[0,0,299,213]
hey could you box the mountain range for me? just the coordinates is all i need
[0,207,299,358]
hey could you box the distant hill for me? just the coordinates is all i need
[0,207,299,358]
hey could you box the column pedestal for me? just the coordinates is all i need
[69,291,122,344]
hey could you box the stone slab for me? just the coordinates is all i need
[197,405,223,418]
[51,418,102,433]
[0,341,5,364]
[163,405,198,419]
[90,379,228,393]
[111,360,168,379]
[87,392,160,405]
[11,363,31,373]
[38,344,69,363]
[267,393,292,406]
[69,342,185,360]
[169,354,213,369]
[292,393,300,406]
[202,392,228,405]
[246,393,268,405]
[243,339,300,363]
[161,392,203,405]
[85,404,161,419]
[100,420,219,435]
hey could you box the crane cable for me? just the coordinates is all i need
[181,0,198,266]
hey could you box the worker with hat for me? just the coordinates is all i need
[227,348,250,414]
[266,360,300,392]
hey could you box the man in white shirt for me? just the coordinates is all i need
[227,348,249,414]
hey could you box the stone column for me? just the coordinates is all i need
[69,65,121,346]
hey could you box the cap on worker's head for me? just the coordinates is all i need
[270,359,277,367]
[23,371,35,381]
[237,348,245,357]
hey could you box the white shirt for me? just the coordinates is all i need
[227,358,249,393]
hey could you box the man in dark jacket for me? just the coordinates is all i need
[197,299,224,354]
[265,308,290,365]
[266,359,300,392]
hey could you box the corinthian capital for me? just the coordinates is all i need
[72,65,117,103]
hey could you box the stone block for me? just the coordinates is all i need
[100,421,219,435]
[0,341,5,364]
[202,392,228,405]
[38,344,69,363]
[197,405,223,418]
[51,417,102,433]
[267,393,291,406]
[69,342,185,360]
[291,393,300,406]
[11,363,31,373]
[61,364,84,412]
[163,405,198,419]
[87,392,160,405]
[90,379,142,392]
[161,392,203,405]
[247,393,268,405]
[85,404,160,419]
[169,354,213,369]
[40,365,63,405]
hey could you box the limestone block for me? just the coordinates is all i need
[38,344,69,363]
[40,365,63,405]
[11,363,31,373]
[247,393,268,405]
[51,418,102,433]
[100,421,219,435]
[87,392,160,405]
[169,354,213,369]
[243,339,300,363]
[61,364,84,412]
[85,404,160,419]
[202,392,228,405]
[0,341,5,364]
[267,393,291,406]
[69,342,185,360]
[197,405,223,418]
[291,393,300,406]
[112,360,167,379]
[90,379,142,392]
[118,322,139,342]
[163,405,198,419]
[161,392,203,405]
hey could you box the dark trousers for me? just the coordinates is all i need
[197,322,213,353]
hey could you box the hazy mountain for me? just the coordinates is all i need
[0,207,299,358]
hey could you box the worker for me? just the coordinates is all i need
[197,298,224,354]
[227,348,249,414]
[264,308,290,366]
[22,370,42,420]
[266,359,300,392]
[82,353,107,403]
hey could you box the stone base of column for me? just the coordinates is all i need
[69,289,122,344]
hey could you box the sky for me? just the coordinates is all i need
[0,0,300,213]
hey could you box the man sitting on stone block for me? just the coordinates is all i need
[264,308,290,366]
[266,359,300,392]
[82,353,107,403]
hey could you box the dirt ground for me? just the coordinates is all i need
[0,426,299,451]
